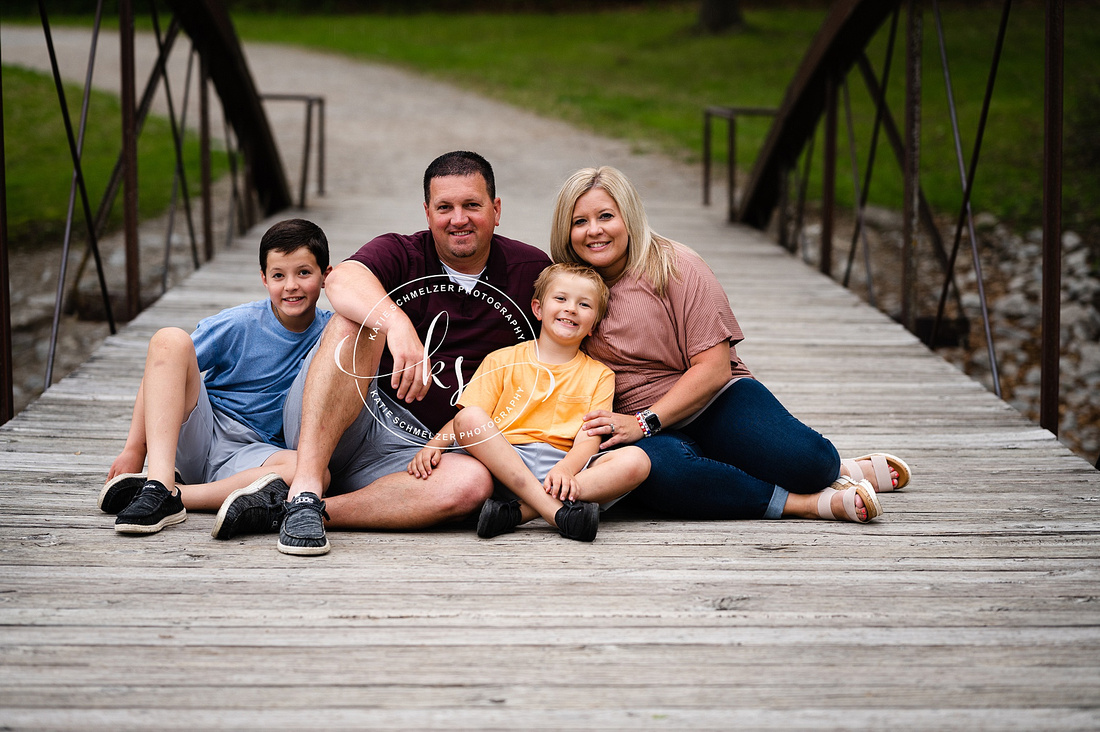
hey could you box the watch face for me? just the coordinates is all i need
[645,412,661,430]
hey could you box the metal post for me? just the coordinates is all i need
[0,54,13,425]
[703,111,712,206]
[902,0,922,330]
[821,72,837,277]
[120,0,141,320]
[299,100,312,208]
[200,52,213,261]
[1040,0,1064,434]
[726,114,737,222]
[317,97,325,196]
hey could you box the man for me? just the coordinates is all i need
[214,151,551,555]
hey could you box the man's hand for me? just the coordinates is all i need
[388,318,432,403]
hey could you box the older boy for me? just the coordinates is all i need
[408,263,650,541]
[100,218,332,534]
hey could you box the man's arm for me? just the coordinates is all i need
[325,260,432,403]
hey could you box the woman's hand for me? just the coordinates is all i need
[582,409,644,450]
[544,465,579,501]
[406,445,441,479]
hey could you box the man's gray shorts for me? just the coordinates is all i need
[176,381,281,485]
[283,342,436,496]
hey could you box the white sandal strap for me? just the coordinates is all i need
[816,488,838,520]
[868,454,892,491]
[840,458,861,482]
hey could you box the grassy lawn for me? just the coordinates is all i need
[231,3,1099,230]
[3,63,226,249]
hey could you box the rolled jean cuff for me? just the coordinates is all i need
[763,486,788,520]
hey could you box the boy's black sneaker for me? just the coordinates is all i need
[277,492,330,556]
[114,480,186,534]
[476,498,522,538]
[211,473,290,540]
[555,500,599,542]
[99,470,182,514]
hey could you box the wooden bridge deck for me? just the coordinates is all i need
[2,28,1100,731]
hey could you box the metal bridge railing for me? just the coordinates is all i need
[0,1,323,427]
[715,0,1092,466]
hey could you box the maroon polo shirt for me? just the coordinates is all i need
[347,230,551,429]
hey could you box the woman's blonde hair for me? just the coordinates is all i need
[549,166,679,294]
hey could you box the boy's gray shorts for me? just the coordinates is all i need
[503,442,628,512]
[283,343,435,496]
[175,381,281,485]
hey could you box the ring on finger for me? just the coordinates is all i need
[609,423,615,434]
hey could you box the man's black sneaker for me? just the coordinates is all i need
[277,492,330,556]
[114,480,186,534]
[211,473,290,540]
[555,500,599,542]
[99,470,182,514]
[476,498,522,538]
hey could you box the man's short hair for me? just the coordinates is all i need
[532,262,610,326]
[423,151,496,203]
[259,218,330,272]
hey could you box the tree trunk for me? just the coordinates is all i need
[698,0,744,34]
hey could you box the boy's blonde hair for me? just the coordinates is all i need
[549,166,679,295]
[532,262,611,326]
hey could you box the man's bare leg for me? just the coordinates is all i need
[324,453,492,530]
[287,314,380,500]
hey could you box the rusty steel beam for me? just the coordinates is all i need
[738,0,901,229]
[1040,0,1064,434]
[0,39,11,425]
[164,0,291,216]
[120,0,141,320]
[901,0,921,331]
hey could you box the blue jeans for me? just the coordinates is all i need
[629,378,840,520]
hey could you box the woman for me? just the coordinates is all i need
[549,166,910,523]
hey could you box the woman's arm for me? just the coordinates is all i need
[583,340,732,449]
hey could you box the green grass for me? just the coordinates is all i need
[231,4,1100,229]
[3,63,227,249]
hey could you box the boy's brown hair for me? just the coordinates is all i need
[259,218,330,273]
[532,262,610,326]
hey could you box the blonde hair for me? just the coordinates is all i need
[549,166,679,294]
[532,262,611,326]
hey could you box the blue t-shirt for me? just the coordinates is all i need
[192,299,332,447]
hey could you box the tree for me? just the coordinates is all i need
[698,0,744,34]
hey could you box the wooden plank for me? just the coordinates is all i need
[1,28,1099,730]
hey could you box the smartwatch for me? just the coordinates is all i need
[636,409,662,438]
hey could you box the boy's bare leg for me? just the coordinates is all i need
[323,454,493,530]
[572,447,651,505]
[454,407,564,527]
[180,451,297,511]
[288,314,379,500]
[141,328,202,492]
[108,383,150,478]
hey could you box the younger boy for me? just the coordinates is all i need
[407,262,650,541]
[99,218,332,534]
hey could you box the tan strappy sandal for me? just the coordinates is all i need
[816,475,882,523]
[842,453,911,492]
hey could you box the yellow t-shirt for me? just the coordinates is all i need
[456,340,614,452]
